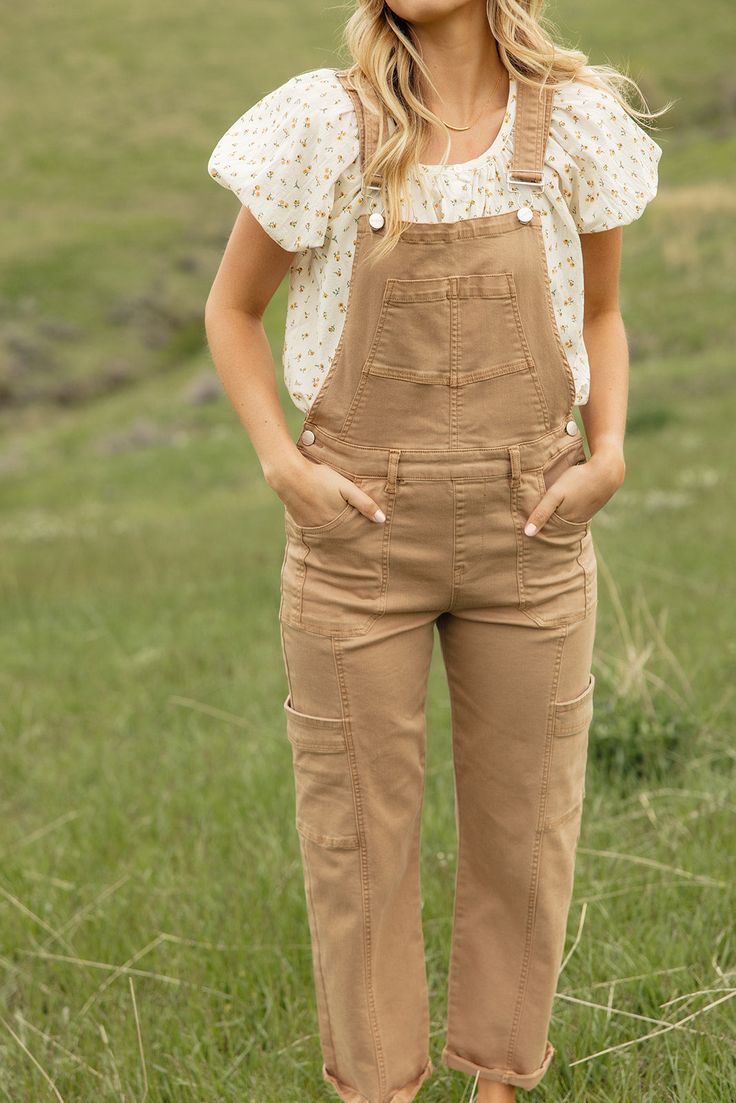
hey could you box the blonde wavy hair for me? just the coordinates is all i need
[338,0,670,262]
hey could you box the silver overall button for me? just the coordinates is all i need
[565,419,579,436]
[301,428,316,445]
[517,206,533,224]
[369,211,385,230]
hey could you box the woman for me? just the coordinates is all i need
[205,1,664,1099]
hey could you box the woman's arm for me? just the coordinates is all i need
[204,208,386,527]
[577,226,628,484]
[523,225,628,534]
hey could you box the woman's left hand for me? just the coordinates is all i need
[524,449,625,535]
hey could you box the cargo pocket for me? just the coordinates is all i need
[283,693,359,849]
[543,674,595,829]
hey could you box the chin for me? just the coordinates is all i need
[385,0,471,25]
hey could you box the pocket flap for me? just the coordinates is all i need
[553,674,595,737]
[283,693,347,751]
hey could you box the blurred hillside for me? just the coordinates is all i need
[1,0,734,408]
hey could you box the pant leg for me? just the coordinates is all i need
[436,601,597,1090]
[279,609,437,1103]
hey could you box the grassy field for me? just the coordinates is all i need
[1,0,735,1100]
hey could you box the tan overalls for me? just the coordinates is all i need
[278,68,597,1103]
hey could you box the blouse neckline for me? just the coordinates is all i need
[416,77,516,174]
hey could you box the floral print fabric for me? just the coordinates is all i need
[208,67,662,412]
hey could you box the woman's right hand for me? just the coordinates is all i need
[276,455,386,528]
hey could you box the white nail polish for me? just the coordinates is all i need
[524,521,537,536]
[374,509,386,523]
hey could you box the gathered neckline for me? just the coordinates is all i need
[417,77,516,174]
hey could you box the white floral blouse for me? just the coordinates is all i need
[207,67,662,412]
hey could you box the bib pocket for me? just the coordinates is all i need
[279,474,394,638]
[365,272,532,382]
[341,273,550,447]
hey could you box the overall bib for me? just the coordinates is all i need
[278,69,597,1103]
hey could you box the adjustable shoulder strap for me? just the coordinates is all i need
[334,68,384,188]
[508,76,555,186]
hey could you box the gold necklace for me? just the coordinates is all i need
[434,69,506,131]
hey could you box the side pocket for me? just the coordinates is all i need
[283,693,359,849]
[544,674,595,829]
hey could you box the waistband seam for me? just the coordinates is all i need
[296,423,584,480]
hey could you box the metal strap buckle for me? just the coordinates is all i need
[506,170,545,190]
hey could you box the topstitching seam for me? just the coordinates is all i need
[505,624,567,1071]
[333,636,388,1098]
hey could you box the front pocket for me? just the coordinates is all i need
[285,498,356,535]
[544,674,595,828]
[283,693,359,849]
[514,470,593,626]
[284,453,363,534]
[547,508,590,529]
[542,442,590,528]
[280,474,393,637]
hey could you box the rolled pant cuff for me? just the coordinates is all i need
[322,1056,434,1103]
[441,1040,554,1090]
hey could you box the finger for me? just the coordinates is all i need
[343,484,386,523]
[524,491,563,536]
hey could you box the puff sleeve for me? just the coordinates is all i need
[548,79,663,233]
[207,67,354,252]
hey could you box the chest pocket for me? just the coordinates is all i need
[340,273,551,448]
[368,273,531,382]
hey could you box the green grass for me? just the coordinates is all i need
[1,0,735,1099]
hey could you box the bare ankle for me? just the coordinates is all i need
[475,1078,516,1103]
